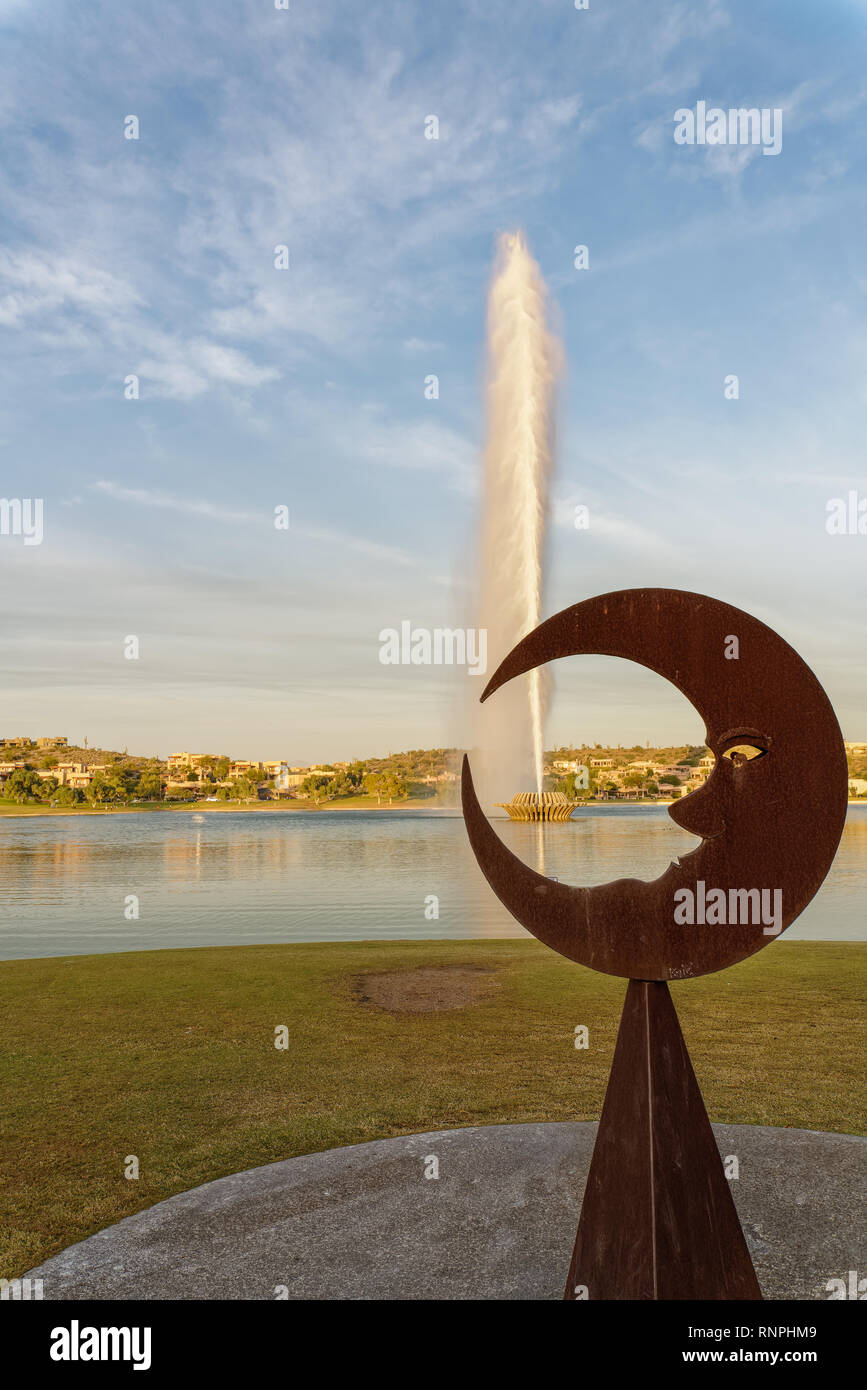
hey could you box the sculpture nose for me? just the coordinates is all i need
[668,779,725,839]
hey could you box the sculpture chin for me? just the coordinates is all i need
[462,753,770,982]
[669,843,705,872]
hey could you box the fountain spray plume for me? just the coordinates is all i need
[475,231,562,805]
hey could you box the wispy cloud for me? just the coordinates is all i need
[0,249,141,328]
[135,339,280,400]
[552,490,691,561]
[92,481,416,567]
[92,481,263,524]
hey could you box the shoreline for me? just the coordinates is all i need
[1,798,866,821]
[0,800,455,820]
[0,797,675,819]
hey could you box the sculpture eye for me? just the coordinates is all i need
[721,741,767,765]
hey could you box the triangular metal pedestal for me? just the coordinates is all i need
[565,979,762,1300]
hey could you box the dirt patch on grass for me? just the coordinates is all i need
[353,965,501,1014]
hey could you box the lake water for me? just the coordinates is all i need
[0,805,864,960]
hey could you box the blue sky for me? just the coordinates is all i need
[1,0,866,762]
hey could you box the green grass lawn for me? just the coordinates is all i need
[0,938,863,1279]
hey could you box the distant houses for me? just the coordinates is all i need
[53,762,107,789]
[4,737,867,805]
[164,753,332,799]
[0,735,67,749]
[544,749,719,801]
[544,741,866,801]
[0,758,104,792]
[552,759,583,774]
[166,752,211,771]
[275,768,305,792]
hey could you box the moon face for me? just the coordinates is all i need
[462,589,848,981]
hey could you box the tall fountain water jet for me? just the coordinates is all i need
[472,231,562,808]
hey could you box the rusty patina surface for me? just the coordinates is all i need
[462,588,847,1299]
[463,588,847,981]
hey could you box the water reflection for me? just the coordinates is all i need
[0,807,863,960]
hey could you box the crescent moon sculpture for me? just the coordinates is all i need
[462,588,848,1299]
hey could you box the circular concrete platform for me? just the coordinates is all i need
[25,1123,865,1300]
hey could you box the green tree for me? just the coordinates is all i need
[363,772,387,804]
[54,784,83,806]
[328,762,367,798]
[4,769,41,802]
[136,770,162,800]
[300,774,333,805]
[86,773,115,804]
[381,772,408,804]
[111,772,132,801]
[36,775,59,801]
[86,770,130,804]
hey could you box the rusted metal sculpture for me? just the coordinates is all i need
[462,588,848,1300]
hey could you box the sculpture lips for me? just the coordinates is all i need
[463,588,848,981]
